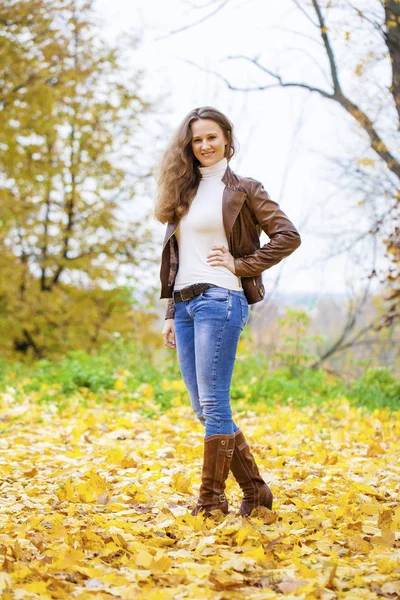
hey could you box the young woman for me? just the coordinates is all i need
[154,106,301,518]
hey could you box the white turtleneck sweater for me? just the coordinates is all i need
[173,156,243,292]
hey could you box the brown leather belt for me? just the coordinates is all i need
[173,283,218,303]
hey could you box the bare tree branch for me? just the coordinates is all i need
[311,266,379,368]
[226,54,336,98]
[292,0,320,28]
[182,0,400,180]
[311,0,342,92]
[273,25,325,49]
[343,0,386,39]
[153,0,231,41]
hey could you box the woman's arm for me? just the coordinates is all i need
[234,179,301,278]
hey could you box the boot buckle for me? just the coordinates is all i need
[219,493,226,502]
[227,449,233,457]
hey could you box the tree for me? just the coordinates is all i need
[0,0,156,359]
[383,225,400,326]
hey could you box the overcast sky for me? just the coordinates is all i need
[93,0,385,298]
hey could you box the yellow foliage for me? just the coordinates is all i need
[357,158,375,167]
[114,378,125,391]
[137,383,155,399]
[160,379,186,392]
[0,389,399,598]
[355,63,363,76]
[0,0,156,362]
[171,471,193,494]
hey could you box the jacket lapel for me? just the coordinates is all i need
[162,221,177,251]
[222,165,246,243]
[222,186,246,243]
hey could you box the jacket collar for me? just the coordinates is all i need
[221,162,240,188]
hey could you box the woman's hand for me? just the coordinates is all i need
[162,318,176,350]
[207,245,236,273]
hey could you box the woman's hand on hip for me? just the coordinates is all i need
[207,245,236,274]
[162,318,176,350]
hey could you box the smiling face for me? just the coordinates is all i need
[190,118,228,167]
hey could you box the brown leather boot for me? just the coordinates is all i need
[230,429,273,516]
[191,433,235,517]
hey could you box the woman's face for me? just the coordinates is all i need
[190,118,228,167]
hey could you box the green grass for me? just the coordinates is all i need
[0,340,398,415]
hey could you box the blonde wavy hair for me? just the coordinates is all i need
[154,106,237,224]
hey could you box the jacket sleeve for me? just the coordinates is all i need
[165,298,175,319]
[233,179,301,278]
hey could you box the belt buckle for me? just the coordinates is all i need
[180,286,194,302]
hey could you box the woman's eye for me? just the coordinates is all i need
[194,136,216,142]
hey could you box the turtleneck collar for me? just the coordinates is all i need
[198,156,228,179]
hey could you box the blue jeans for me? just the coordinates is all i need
[174,285,250,438]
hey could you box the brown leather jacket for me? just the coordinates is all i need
[160,162,301,319]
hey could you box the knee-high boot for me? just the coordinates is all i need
[191,433,235,517]
[230,428,273,516]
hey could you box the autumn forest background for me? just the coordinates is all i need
[0,1,400,599]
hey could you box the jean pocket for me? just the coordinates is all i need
[201,287,229,301]
[239,296,249,327]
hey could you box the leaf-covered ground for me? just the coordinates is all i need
[0,383,399,599]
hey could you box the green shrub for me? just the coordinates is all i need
[0,336,398,415]
[347,367,400,411]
